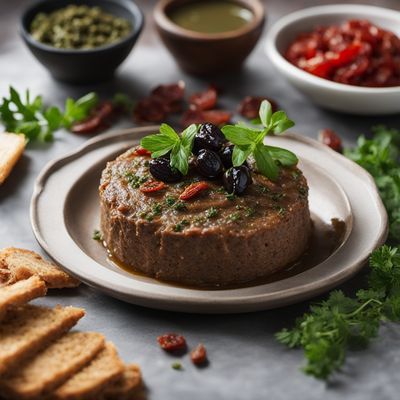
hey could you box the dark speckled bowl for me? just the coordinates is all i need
[20,0,144,84]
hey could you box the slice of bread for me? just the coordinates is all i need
[0,332,105,400]
[103,364,142,400]
[0,276,47,321]
[0,132,26,184]
[0,248,80,289]
[52,342,124,400]
[0,305,85,376]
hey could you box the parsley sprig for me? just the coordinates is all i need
[277,126,400,380]
[221,100,297,180]
[0,86,98,142]
[140,123,198,175]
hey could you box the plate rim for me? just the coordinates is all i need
[30,127,388,313]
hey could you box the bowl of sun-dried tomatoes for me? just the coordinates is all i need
[265,4,400,115]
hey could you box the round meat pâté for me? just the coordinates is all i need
[99,146,311,287]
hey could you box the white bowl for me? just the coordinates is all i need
[265,4,400,115]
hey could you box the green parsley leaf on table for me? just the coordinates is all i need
[140,123,198,175]
[0,86,98,142]
[221,100,297,180]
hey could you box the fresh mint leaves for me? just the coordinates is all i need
[221,100,297,180]
[140,123,198,175]
[0,86,98,142]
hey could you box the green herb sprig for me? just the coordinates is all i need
[140,123,198,175]
[221,100,297,180]
[276,126,400,380]
[0,86,98,142]
[276,245,400,380]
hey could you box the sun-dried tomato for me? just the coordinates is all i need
[71,101,115,134]
[140,180,166,193]
[157,333,187,352]
[318,128,343,153]
[179,181,209,200]
[134,146,152,156]
[286,19,400,87]
[181,109,231,128]
[133,97,166,123]
[191,344,207,365]
[189,86,218,111]
[151,81,185,104]
[238,96,278,119]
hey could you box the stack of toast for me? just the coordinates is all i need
[0,247,142,400]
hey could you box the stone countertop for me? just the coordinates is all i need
[1,0,400,399]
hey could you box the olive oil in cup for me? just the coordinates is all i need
[168,0,254,34]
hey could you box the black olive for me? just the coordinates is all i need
[195,149,223,179]
[223,166,253,195]
[149,157,182,183]
[192,123,226,155]
[220,145,249,169]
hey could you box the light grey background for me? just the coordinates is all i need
[1,1,400,399]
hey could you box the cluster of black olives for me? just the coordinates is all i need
[149,123,252,194]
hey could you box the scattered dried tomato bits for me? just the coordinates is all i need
[157,333,187,352]
[179,181,209,201]
[189,86,218,111]
[71,101,115,134]
[238,96,278,119]
[134,146,152,156]
[191,344,207,366]
[318,128,343,153]
[140,180,166,193]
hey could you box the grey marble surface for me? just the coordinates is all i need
[1,0,400,399]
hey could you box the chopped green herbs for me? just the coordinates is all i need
[92,229,103,241]
[0,86,98,142]
[141,123,199,175]
[174,219,190,232]
[171,362,183,370]
[206,207,218,218]
[244,207,256,217]
[226,193,236,201]
[228,212,241,222]
[165,196,187,212]
[221,100,297,180]
[152,203,163,216]
[125,172,148,188]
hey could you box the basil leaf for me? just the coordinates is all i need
[171,142,189,175]
[271,111,295,134]
[259,100,273,128]
[232,144,253,167]
[140,133,177,155]
[266,145,298,166]
[181,124,198,150]
[253,143,279,180]
[44,106,63,131]
[222,125,259,145]
[160,123,180,141]
[63,92,98,128]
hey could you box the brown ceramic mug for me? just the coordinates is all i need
[154,0,266,76]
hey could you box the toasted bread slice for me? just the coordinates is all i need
[52,342,124,400]
[0,132,26,184]
[0,276,47,321]
[0,305,85,376]
[0,332,105,400]
[0,247,80,289]
[103,364,142,400]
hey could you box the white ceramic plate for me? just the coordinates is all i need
[31,127,387,313]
